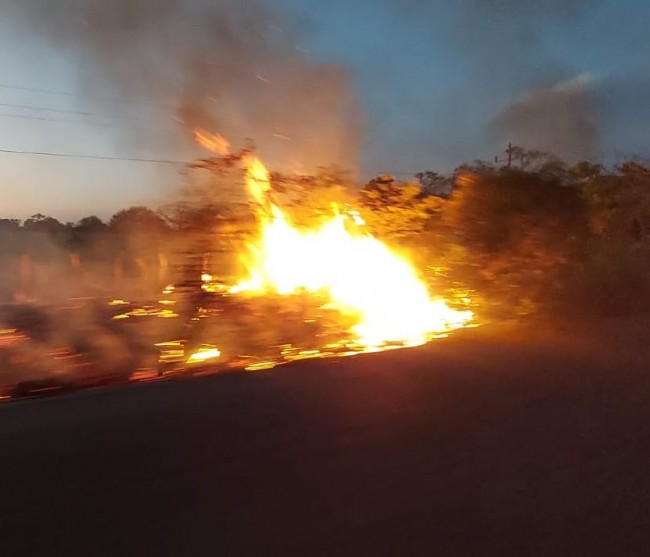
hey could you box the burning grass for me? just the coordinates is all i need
[0,135,476,398]
[181,132,476,367]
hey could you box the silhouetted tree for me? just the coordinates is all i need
[570,161,604,182]
[445,167,586,315]
[23,214,65,236]
[76,216,107,234]
[0,219,21,232]
[109,207,169,235]
[360,175,444,238]
[584,162,650,241]
[416,171,453,197]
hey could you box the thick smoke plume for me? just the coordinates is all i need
[493,74,599,163]
[7,0,361,172]
[457,0,601,162]
[379,0,603,167]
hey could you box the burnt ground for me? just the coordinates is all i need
[1,317,650,556]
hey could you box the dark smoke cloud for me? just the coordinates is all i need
[374,0,604,167]
[492,74,600,163]
[6,0,362,172]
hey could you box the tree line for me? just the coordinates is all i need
[2,149,650,319]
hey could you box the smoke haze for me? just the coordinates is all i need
[373,0,610,167]
[492,74,600,163]
[5,0,650,179]
[7,0,362,172]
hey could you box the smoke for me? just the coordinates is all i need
[6,0,362,172]
[492,74,600,163]
[370,0,604,168]
[7,0,649,175]
[445,0,601,162]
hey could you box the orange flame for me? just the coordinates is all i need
[230,152,474,349]
[243,153,271,207]
[194,129,231,156]
[193,130,474,350]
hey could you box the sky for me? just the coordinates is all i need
[1,0,649,221]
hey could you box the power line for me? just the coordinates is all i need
[0,82,82,99]
[0,147,186,165]
[0,110,181,133]
[0,101,127,120]
[0,111,134,129]
[0,146,441,178]
[0,101,177,125]
[0,82,169,108]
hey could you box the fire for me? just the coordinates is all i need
[194,129,231,156]
[191,138,475,349]
[232,202,472,347]
[186,346,222,364]
[244,154,272,206]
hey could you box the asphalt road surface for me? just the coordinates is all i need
[1,320,650,556]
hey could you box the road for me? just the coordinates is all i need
[1,321,650,556]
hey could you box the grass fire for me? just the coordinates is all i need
[199,130,474,351]
[0,131,476,399]
[2,2,650,555]
[121,132,476,376]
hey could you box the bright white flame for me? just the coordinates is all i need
[194,130,474,350]
[186,347,222,364]
[232,156,473,348]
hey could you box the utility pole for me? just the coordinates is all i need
[494,142,515,169]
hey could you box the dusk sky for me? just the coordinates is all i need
[1,0,649,221]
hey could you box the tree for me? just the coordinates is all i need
[584,162,650,241]
[23,214,65,236]
[0,219,22,261]
[76,216,107,234]
[445,167,587,315]
[618,161,650,180]
[109,207,169,235]
[416,171,453,197]
[271,167,358,228]
[576,161,650,312]
[0,219,20,232]
[570,161,604,182]
[159,201,252,235]
[507,147,548,170]
[64,216,110,261]
[360,175,445,239]
[108,207,172,284]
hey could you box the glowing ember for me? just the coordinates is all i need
[112,307,179,320]
[186,347,222,364]
[201,273,228,294]
[245,361,278,372]
[193,134,475,349]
